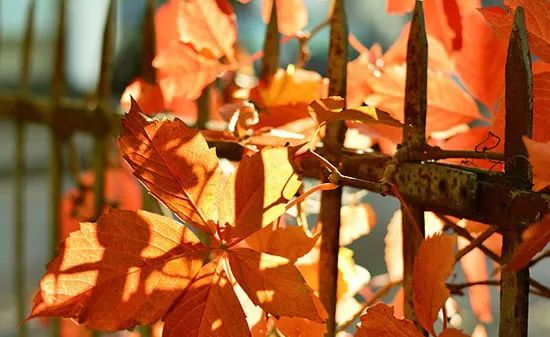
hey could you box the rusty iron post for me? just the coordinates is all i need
[400,1,427,333]
[500,7,532,337]
[318,1,348,336]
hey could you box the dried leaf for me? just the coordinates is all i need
[228,248,326,322]
[412,234,456,336]
[120,100,222,233]
[355,303,423,337]
[506,214,550,270]
[29,210,206,331]
[162,259,250,337]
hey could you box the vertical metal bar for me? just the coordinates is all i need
[318,1,348,336]
[500,7,532,337]
[401,1,427,333]
[260,1,279,80]
[141,0,156,84]
[93,0,116,220]
[14,2,36,336]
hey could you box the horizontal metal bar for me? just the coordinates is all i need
[1,92,548,228]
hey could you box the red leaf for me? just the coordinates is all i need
[438,328,471,337]
[162,258,250,337]
[523,137,550,191]
[413,234,456,336]
[177,0,237,60]
[507,214,550,270]
[355,303,423,337]
[120,100,222,234]
[228,248,326,322]
[29,210,206,331]
[454,11,507,109]
[121,79,165,115]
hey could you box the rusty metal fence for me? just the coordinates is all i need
[1,1,548,337]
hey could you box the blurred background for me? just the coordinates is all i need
[0,0,547,336]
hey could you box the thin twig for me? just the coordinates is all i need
[447,280,500,295]
[336,279,402,332]
[438,215,502,264]
[416,147,505,162]
[455,226,498,262]
[527,249,549,268]
[529,278,550,298]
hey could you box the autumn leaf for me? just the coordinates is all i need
[307,97,403,128]
[454,10,507,109]
[457,236,492,323]
[250,0,308,36]
[340,202,377,246]
[177,0,237,61]
[523,136,550,191]
[355,303,423,337]
[245,225,320,261]
[120,99,222,234]
[29,209,206,331]
[162,258,250,337]
[413,234,456,336]
[438,328,471,337]
[481,0,550,63]
[121,79,166,115]
[506,214,550,270]
[219,146,302,243]
[228,248,326,322]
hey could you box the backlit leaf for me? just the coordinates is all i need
[30,210,206,331]
[120,100,222,233]
[413,234,456,336]
[506,214,550,270]
[438,328,471,337]
[245,225,320,261]
[523,137,550,191]
[355,303,423,337]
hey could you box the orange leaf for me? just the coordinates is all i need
[307,97,403,128]
[245,225,320,261]
[384,210,403,282]
[438,328,471,337]
[120,99,222,234]
[481,0,550,63]
[506,214,550,270]
[355,303,423,337]
[219,147,302,243]
[457,236,492,323]
[121,79,166,115]
[276,315,326,337]
[392,286,405,319]
[385,0,415,14]
[412,234,456,336]
[471,324,488,337]
[29,210,206,331]
[532,72,550,142]
[262,0,308,36]
[340,202,377,245]
[177,0,237,60]
[227,248,326,322]
[154,42,224,101]
[523,137,550,191]
[154,0,179,52]
[454,11,507,109]
[162,258,250,337]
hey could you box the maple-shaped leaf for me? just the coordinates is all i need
[177,0,237,60]
[506,214,550,270]
[481,0,550,63]
[439,328,471,337]
[308,97,403,128]
[162,258,250,337]
[523,136,550,191]
[29,209,206,331]
[355,303,423,337]
[457,236,492,323]
[413,234,456,336]
[219,146,302,243]
[454,10,507,109]
[120,99,222,234]
[154,42,224,102]
[228,248,326,322]
[245,225,320,261]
